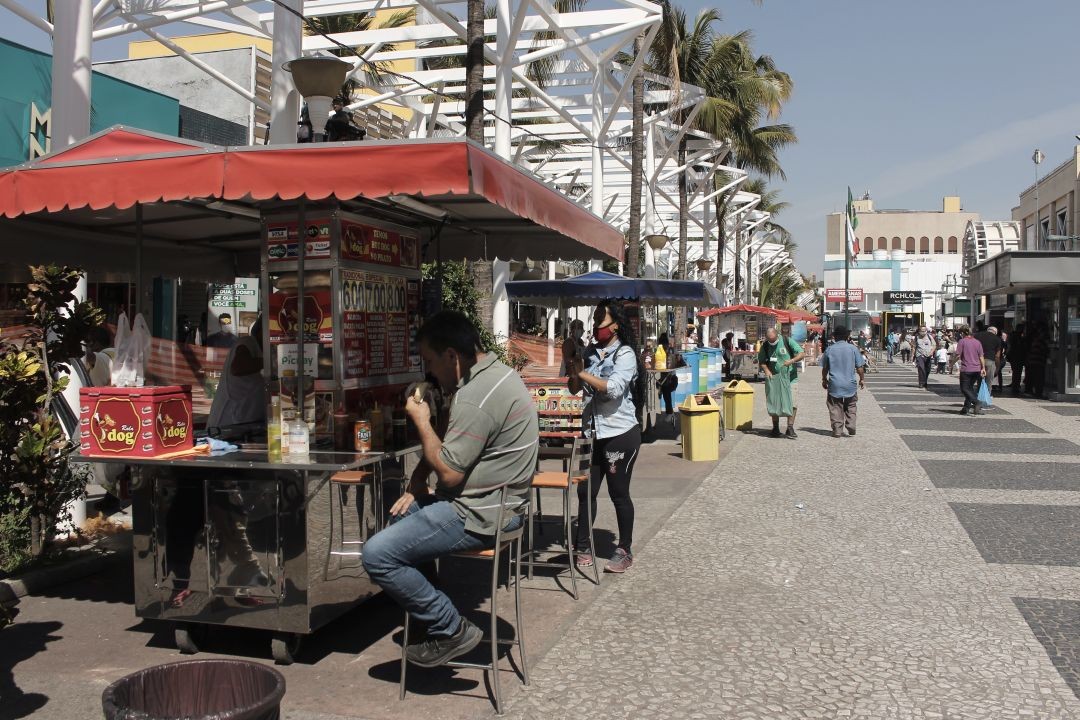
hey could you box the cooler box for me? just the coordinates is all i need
[682,351,701,397]
[80,386,194,458]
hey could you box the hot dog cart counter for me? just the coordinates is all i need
[92,445,420,665]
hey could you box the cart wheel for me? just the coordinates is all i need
[175,625,205,655]
[272,633,302,665]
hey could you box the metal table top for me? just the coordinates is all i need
[77,446,422,472]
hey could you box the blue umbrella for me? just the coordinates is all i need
[505,270,724,307]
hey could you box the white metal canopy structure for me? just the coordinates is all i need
[4,0,765,333]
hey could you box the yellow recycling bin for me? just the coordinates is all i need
[722,379,754,431]
[679,394,721,461]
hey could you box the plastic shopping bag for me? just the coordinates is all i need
[977,378,993,408]
[112,313,152,387]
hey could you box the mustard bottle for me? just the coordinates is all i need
[654,343,667,371]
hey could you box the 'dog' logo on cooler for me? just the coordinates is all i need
[155,398,191,448]
[89,399,139,453]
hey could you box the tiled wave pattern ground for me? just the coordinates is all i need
[881,363,1080,703]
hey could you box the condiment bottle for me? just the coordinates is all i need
[268,395,282,459]
[392,403,408,448]
[369,403,384,451]
[333,404,350,451]
[654,344,667,371]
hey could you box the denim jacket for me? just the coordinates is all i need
[581,339,638,439]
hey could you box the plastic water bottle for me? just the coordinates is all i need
[287,418,309,459]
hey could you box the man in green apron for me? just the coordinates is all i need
[758,325,804,438]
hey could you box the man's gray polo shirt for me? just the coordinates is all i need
[437,354,539,535]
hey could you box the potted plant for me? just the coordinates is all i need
[0,265,104,580]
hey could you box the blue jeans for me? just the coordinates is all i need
[363,495,523,637]
[363,496,485,637]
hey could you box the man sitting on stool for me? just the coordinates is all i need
[363,311,539,667]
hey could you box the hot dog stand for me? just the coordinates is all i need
[0,127,623,662]
[506,270,724,431]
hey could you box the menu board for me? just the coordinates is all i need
[266,218,333,261]
[341,269,415,379]
[341,220,419,269]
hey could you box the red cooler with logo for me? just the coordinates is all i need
[79,386,194,458]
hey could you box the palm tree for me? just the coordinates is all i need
[303,10,417,93]
[756,265,809,310]
[704,31,796,293]
[647,3,724,344]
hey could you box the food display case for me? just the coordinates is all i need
[262,205,425,445]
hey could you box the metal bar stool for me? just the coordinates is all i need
[525,436,600,597]
[328,466,380,559]
[399,484,529,715]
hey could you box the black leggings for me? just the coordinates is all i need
[576,425,640,553]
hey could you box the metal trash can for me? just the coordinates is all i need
[102,659,285,720]
[679,394,721,461]
[722,380,754,431]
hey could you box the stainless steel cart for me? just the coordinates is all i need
[93,446,419,664]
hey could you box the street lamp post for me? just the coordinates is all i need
[1033,148,1045,250]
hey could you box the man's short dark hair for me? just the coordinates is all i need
[417,310,481,360]
[833,325,850,340]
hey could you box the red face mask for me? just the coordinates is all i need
[594,323,616,345]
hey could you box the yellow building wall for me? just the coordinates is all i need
[127,23,414,122]
[128,32,272,58]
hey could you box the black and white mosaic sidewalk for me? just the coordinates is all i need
[502,365,1080,719]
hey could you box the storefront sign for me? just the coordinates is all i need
[266,219,333,261]
[207,277,259,335]
[276,343,319,377]
[826,288,864,302]
[341,220,419,269]
[883,291,922,304]
[745,321,758,344]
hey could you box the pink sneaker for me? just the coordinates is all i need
[605,548,633,573]
[575,551,593,568]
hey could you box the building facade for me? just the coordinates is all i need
[823,195,978,333]
[0,38,178,168]
[1013,146,1080,250]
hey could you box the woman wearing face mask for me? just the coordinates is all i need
[564,299,643,574]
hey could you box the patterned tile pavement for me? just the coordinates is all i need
[949,503,1080,566]
[920,460,1080,491]
[499,365,1080,719]
[1014,598,1080,700]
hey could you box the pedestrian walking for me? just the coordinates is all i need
[1008,324,1027,395]
[935,343,948,374]
[821,325,865,437]
[759,326,801,438]
[566,299,644,573]
[363,310,538,668]
[886,330,898,363]
[973,322,1003,397]
[914,327,935,388]
[996,330,1008,393]
[1024,324,1049,398]
[899,335,912,363]
[954,325,986,415]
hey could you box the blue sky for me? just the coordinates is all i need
[698,0,1080,276]
[4,1,1080,277]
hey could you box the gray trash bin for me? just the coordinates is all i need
[102,659,285,720]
